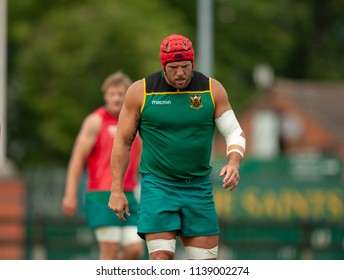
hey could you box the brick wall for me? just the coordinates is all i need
[0,177,26,259]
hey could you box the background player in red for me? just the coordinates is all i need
[62,72,144,260]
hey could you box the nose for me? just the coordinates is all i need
[176,66,184,75]
[111,93,124,102]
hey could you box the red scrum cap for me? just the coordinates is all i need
[159,34,194,69]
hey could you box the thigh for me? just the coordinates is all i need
[137,175,182,237]
[180,178,220,236]
[145,231,177,242]
[180,235,218,248]
[86,191,138,227]
[123,192,140,225]
[85,191,121,228]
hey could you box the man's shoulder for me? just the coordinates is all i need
[192,70,208,79]
[145,70,170,93]
[81,111,103,135]
[146,70,163,78]
[93,106,106,116]
[145,70,163,82]
[187,71,210,91]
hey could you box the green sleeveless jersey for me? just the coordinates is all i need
[139,70,215,180]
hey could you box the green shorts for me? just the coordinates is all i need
[85,191,138,228]
[137,174,220,239]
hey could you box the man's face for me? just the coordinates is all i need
[103,84,127,117]
[164,61,193,90]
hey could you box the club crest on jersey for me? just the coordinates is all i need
[190,94,203,110]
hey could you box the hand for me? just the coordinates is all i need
[219,162,240,191]
[108,190,130,222]
[62,194,77,218]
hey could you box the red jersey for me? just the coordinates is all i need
[86,107,141,192]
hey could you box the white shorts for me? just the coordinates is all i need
[94,226,142,245]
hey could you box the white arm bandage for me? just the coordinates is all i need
[215,110,246,158]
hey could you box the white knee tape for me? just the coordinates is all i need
[184,246,218,259]
[94,227,121,242]
[146,239,176,253]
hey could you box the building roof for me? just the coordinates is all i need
[271,78,344,144]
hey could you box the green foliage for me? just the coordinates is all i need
[8,0,192,167]
[7,0,344,167]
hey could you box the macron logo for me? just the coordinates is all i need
[152,100,172,105]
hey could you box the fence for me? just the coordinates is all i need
[2,155,343,260]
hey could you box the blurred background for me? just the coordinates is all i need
[1,0,343,260]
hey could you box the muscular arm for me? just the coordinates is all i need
[212,78,246,191]
[108,80,143,221]
[62,114,101,217]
